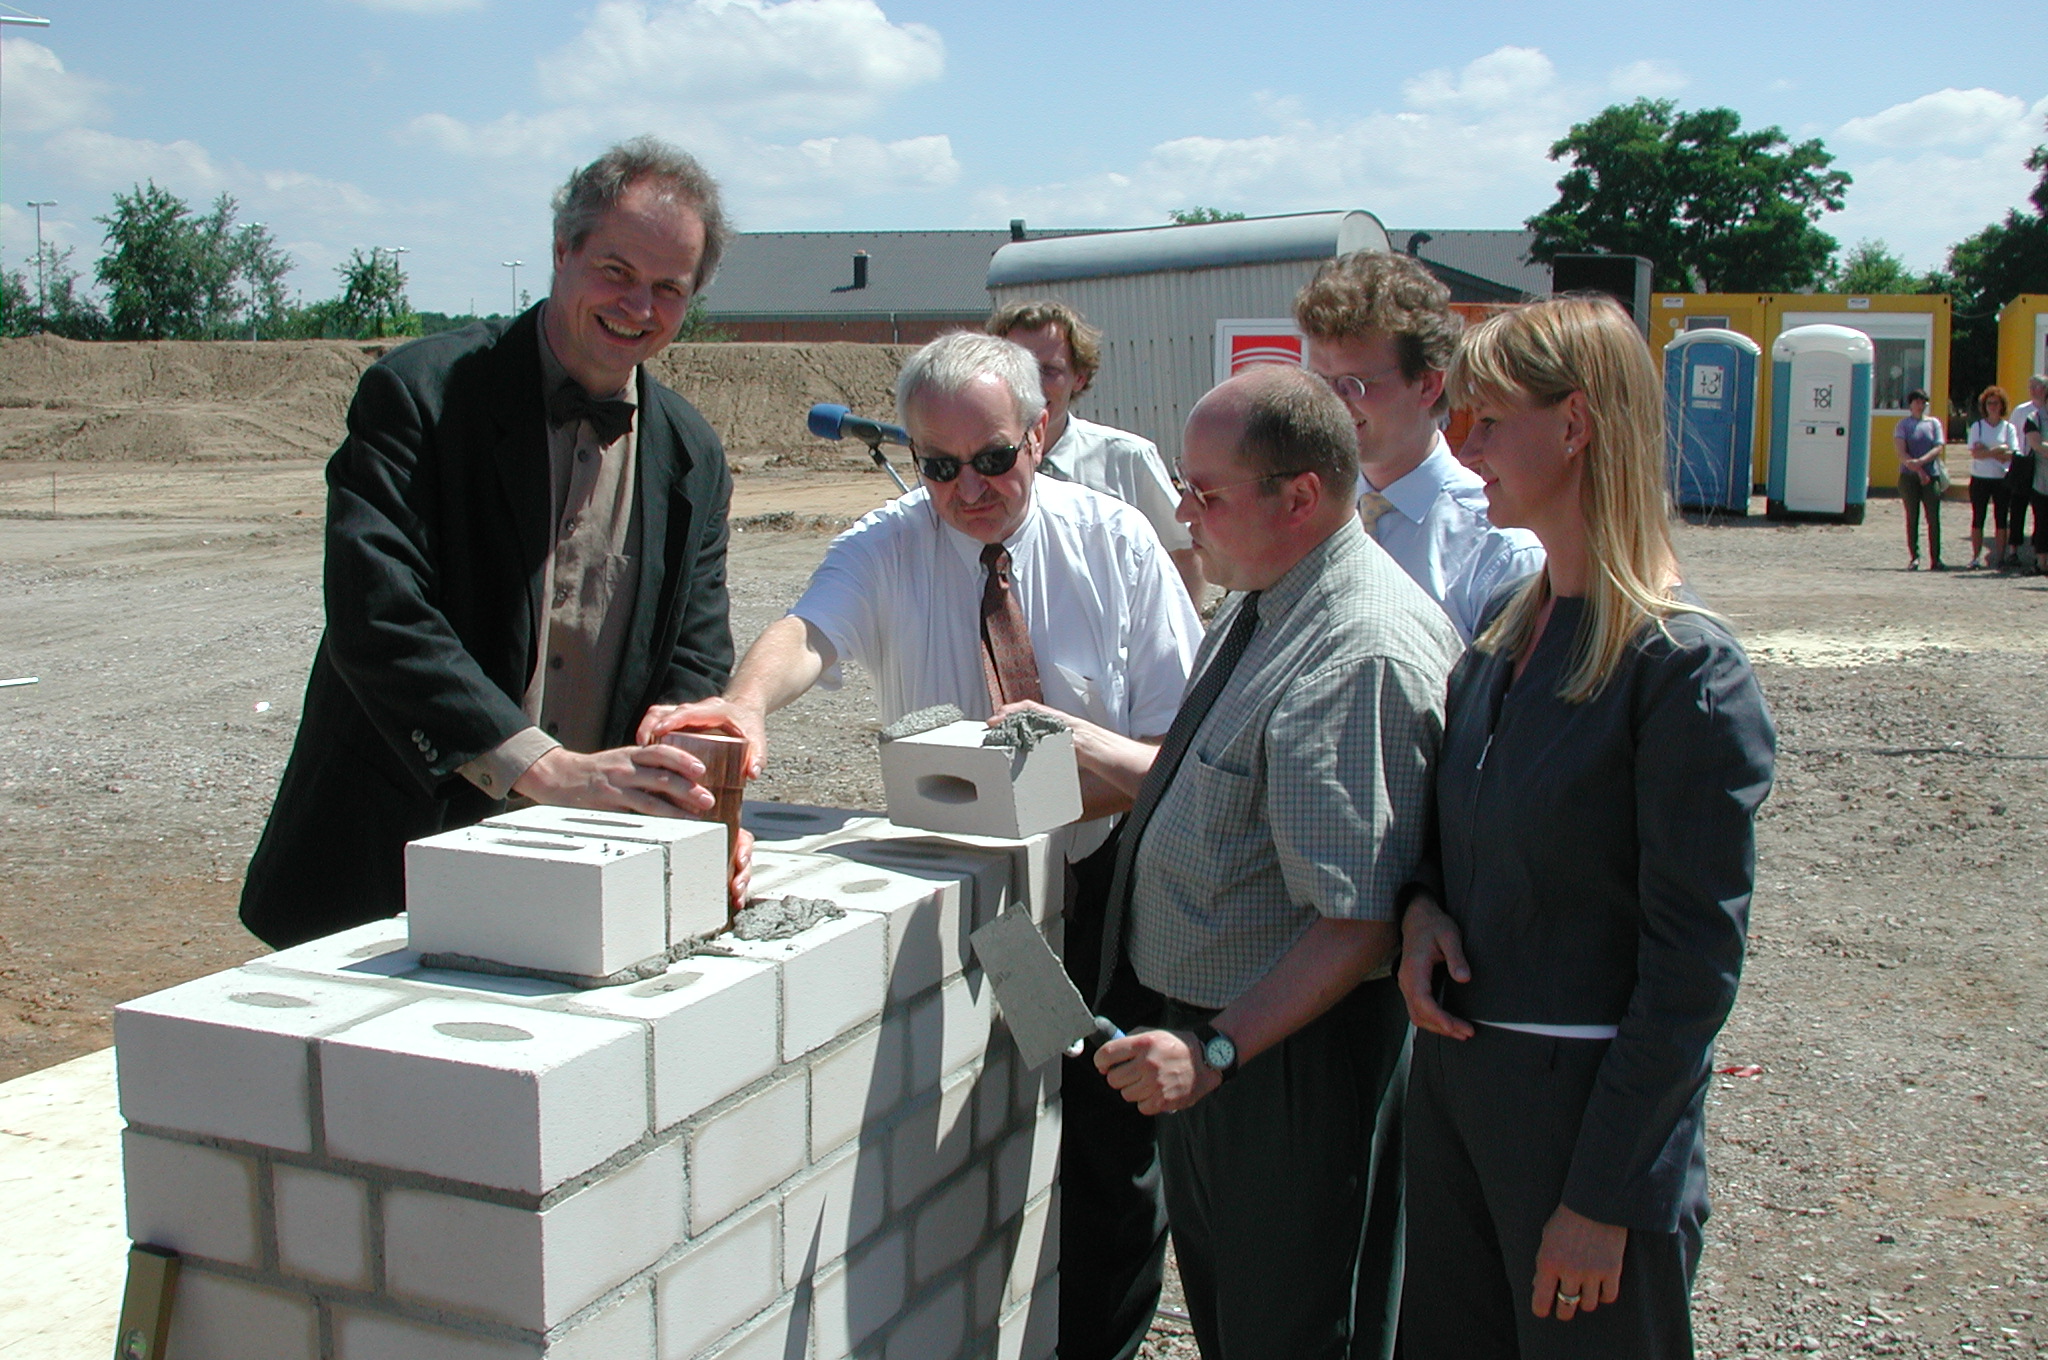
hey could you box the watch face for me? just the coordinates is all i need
[1204,1032,1237,1071]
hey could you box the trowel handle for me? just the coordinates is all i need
[1062,1015,1126,1060]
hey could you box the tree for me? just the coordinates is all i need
[1168,207,1246,225]
[94,183,287,339]
[1527,100,1851,293]
[36,245,106,339]
[1935,134,2048,407]
[333,248,418,339]
[1829,239,1941,295]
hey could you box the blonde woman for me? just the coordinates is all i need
[1396,295,1777,1359]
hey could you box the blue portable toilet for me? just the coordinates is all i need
[1768,324,1874,525]
[1663,328,1761,515]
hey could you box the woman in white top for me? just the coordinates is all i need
[1968,385,2018,569]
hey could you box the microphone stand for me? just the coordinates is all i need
[864,436,911,494]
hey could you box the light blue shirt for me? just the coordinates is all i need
[1361,433,1545,642]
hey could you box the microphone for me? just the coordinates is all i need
[809,403,910,448]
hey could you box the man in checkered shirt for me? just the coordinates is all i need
[1062,364,1461,1360]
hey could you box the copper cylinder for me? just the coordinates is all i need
[662,729,750,922]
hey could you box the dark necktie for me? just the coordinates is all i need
[1094,591,1262,1005]
[546,381,635,445]
[980,543,1043,707]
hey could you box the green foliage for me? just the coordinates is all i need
[672,297,731,342]
[1828,239,1943,295]
[1938,138,2048,407]
[1527,99,1850,293]
[1168,207,1246,225]
[332,248,419,338]
[93,183,283,340]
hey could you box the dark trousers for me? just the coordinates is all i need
[1900,473,1943,564]
[1155,977,1409,1360]
[2009,455,2037,544]
[1060,830,1168,1360]
[2034,489,2048,555]
[1403,1028,1703,1360]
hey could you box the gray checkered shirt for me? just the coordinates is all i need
[1127,517,1463,1008]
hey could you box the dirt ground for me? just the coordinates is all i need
[4,453,2046,1359]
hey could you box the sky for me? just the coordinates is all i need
[0,0,2043,314]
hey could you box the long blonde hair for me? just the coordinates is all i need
[1447,294,1692,702]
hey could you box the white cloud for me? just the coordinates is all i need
[40,128,226,193]
[978,46,1576,226]
[536,0,943,133]
[0,38,112,134]
[1825,92,2048,269]
[1607,59,1689,99]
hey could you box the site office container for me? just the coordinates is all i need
[986,211,1391,463]
[1650,292,1950,493]
[1997,295,2048,399]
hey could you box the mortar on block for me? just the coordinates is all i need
[878,712,1082,840]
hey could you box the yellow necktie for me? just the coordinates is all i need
[1358,492,1396,537]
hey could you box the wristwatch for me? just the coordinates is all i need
[1191,1022,1239,1082]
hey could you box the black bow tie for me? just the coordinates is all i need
[546,382,635,444]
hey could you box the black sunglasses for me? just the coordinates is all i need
[911,441,1022,483]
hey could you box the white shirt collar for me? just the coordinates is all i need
[941,483,1043,574]
[1362,431,1458,524]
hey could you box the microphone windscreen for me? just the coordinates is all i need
[807,403,851,440]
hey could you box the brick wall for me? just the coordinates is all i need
[114,803,1063,1360]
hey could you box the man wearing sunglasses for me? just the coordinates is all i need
[643,330,1202,1360]
[1295,251,1542,642]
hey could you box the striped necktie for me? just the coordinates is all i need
[1093,591,1262,1005]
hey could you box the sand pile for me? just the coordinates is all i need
[0,333,914,466]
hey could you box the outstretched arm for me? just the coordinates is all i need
[639,615,837,777]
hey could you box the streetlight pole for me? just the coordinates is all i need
[24,197,51,328]
[0,11,53,222]
[502,260,522,317]
[246,222,265,340]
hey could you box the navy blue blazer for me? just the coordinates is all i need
[239,306,734,947]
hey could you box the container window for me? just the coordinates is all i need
[1871,338,1927,413]
[1684,316,1730,331]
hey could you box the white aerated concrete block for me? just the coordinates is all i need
[165,1270,320,1360]
[781,1143,888,1289]
[997,1276,1059,1360]
[115,970,402,1151]
[885,1275,967,1360]
[891,1067,977,1212]
[708,1301,799,1360]
[746,847,839,895]
[996,1106,1061,1224]
[485,806,730,943]
[408,826,667,979]
[654,1202,779,1360]
[122,1131,260,1266]
[723,907,888,1062]
[274,1165,372,1289]
[384,1144,684,1330]
[779,856,969,1002]
[332,1310,539,1360]
[550,1289,659,1360]
[810,1230,907,1360]
[321,997,646,1194]
[880,721,1081,839]
[827,837,1016,937]
[742,800,889,851]
[561,954,778,1131]
[914,1164,989,1284]
[689,1076,807,1228]
[908,973,996,1092]
[809,1024,905,1159]
[250,920,579,1003]
[1004,1187,1058,1309]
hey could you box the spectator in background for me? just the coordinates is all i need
[2008,375,2046,565]
[1294,250,1543,642]
[1895,389,1947,571]
[2027,394,2048,574]
[988,300,1207,601]
[1967,386,2017,569]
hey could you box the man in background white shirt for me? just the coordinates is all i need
[646,331,1200,1360]
[1295,252,1543,641]
[2008,374,2046,566]
[989,299,1207,601]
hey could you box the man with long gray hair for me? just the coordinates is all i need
[645,329,1202,1360]
[242,136,741,948]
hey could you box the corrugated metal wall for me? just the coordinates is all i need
[992,260,1325,461]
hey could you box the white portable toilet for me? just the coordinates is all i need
[1767,324,1874,524]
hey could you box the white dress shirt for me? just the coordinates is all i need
[1360,433,1545,642]
[1040,415,1192,552]
[793,478,1203,856]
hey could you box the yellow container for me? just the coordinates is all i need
[1996,295,2048,402]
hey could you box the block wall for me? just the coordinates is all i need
[114,803,1065,1360]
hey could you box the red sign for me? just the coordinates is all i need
[1227,332,1303,374]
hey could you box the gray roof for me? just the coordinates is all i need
[1389,229,1550,297]
[700,229,1078,318]
[985,211,1390,288]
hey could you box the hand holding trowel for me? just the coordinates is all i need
[969,906,1124,1071]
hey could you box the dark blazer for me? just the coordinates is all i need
[1432,594,1775,1232]
[239,306,734,947]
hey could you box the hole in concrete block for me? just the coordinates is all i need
[838,879,889,894]
[752,808,820,823]
[916,775,980,805]
[487,837,578,852]
[433,1021,534,1043]
[559,815,642,830]
[347,940,406,959]
[230,991,314,1009]
[629,971,705,997]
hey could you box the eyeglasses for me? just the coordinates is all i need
[1316,365,1406,404]
[1171,464,1314,511]
[911,441,1023,483]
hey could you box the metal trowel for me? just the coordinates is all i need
[969,906,1124,1071]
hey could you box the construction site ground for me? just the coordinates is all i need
[0,336,2043,1357]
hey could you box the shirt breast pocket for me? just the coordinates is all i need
[1176,752,1267,891]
